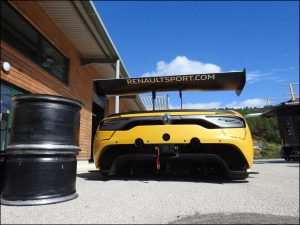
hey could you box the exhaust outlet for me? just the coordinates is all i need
[135,138,144,147]
[190,137,201,148]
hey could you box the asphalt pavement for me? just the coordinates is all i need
[1,159,299,224]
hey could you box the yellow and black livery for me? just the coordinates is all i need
[93,70,254,179]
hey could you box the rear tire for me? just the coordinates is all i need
[99,170,109,177]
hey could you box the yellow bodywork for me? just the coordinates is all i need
[93,110,254,171]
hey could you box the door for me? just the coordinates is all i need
[0,83,24,151]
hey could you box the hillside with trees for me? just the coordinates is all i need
[233,107,281,159]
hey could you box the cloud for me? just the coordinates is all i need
[141,56,292,85]
[142,56,222,77]
[170,102,222,109]
[225,98,266,108]
[247,71,276,84]
[169,98,267,110]
[246,67,297,84]
[271,66,296,73]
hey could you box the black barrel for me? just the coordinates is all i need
[1,94,82,206]
[0,151,6,194]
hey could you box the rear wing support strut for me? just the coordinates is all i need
[152,90,182,111]
[152,90,156,111]
[179,90,183,110]
[152,90,183,111]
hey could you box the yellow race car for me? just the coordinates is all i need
[93,70,254,179]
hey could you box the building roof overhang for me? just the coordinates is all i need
[38,0,128,79]
[262,100,300,117]
[37,1,145,110]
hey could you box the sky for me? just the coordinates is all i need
[94,1,299,109]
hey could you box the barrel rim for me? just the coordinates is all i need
[4,150,79,156]
[12,94,83,108]
[6,144,80,150]
[0,193,78,206]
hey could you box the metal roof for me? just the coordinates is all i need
[141,95,170,111]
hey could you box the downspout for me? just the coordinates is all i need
[115,59,120,113]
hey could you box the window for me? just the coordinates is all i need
[1,1,69,84]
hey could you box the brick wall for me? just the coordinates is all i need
[0,1,93,160]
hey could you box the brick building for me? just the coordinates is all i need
[0,1,144,160]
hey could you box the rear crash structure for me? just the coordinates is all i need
[93,111,253,180]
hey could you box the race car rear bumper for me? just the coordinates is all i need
[94,124,254,171]
[107,153,249,180]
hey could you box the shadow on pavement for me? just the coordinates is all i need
[170,212,299,224]
[253,159,299,164]
[76,171,249,184]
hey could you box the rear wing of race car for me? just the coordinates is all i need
[94,70,246,97]
[94,70,246,110]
